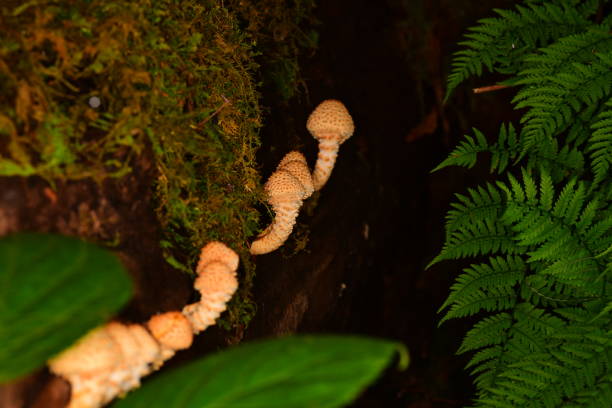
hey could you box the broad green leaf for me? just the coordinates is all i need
[0,233,132,382]
[114,335,408,408]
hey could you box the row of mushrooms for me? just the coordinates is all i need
[250,99,355,255]
[48,242,240,408]
[47,100,354,407]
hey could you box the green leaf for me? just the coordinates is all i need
[0,233,132,382]
[113,335,408,408]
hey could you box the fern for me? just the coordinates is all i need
[434,124,584,179]
[445,1,597,100]
[588,99,612,186]
[514,51,612,152]
[436,1,612,406]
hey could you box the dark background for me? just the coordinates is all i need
[245,0,517,406]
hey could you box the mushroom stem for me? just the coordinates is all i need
[181,242,239,334]
[250,151,313,255]
[306,100,354,191]
[312,137,340,191]
[181,261,238,334]
[250,194,303,255]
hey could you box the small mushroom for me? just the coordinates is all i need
[250,151,313,255]
[48,242,241,408]
[147,311,193,352]
[306,99,355,190]
[197,240,240,273]
[181,242,239,333]
[48,322,168,408]
[182,261,238,333]
[48,327,121,377]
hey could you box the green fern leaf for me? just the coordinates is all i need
[444,183,505,240]
[429,218,518,266]
[439,286,517,323]
[432,128,489,172]
[439,256,526,318]
[445,2,592,100]
[458,313,513,354]
[587,100,612,186]
[515,51,612,151]
[437,3,612,407]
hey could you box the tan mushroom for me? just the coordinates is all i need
[48,322,170,408]
[48,242,240,408]
[182,241,239,333]
[197,240,240,273]
[182,261,238,333]
[306,99,355,190]
[147,311,193,352]
[250,151,313,255]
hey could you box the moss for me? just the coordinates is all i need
[0,0,272,327]
[227,0,318,101]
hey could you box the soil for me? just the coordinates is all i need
[0,0,520,407]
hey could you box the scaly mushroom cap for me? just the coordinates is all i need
[193,261,238,297]
[276,151,314,199]
[250,151,313,255]
[264,169,309,205]
[147,311,193,351]
[306,99,354,143]
[182,261,238,334]
[49,327,121,376]
[197,241,239,274]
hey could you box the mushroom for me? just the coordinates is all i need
[147,311,193,353]
[197,240,240,273]
[250,151,313,255]
[306,99,355,190]
[48,322,171,408]
[48,242,239,408]
[182,261,238,333]
[182,241,239,333]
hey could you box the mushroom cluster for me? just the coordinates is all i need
[250,151,314,255]
[49,241,239,408]
[49,313,193,408]
[250,99,354,255]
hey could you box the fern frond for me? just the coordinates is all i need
[440,286,517,325]
[439,256,526,323]
[523,137,585,181]
[514,51,612,151]
[587,100,612,186]
[437,3,612,407]
[429,217,519,267]
[458,313,513,354]
[432,128,491,172]
[444,183,505,239]
[488,324,612,408]
[518,28,612,81]
[433,124,585,179]
[499,171,611,276]
[445,2,592,100]
[469,304,565,396]
[433,125,521,174]
[494,169,611,303]
[520,274,597,308]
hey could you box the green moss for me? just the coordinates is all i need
[227,0,318,100]
[0,0,273,327]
